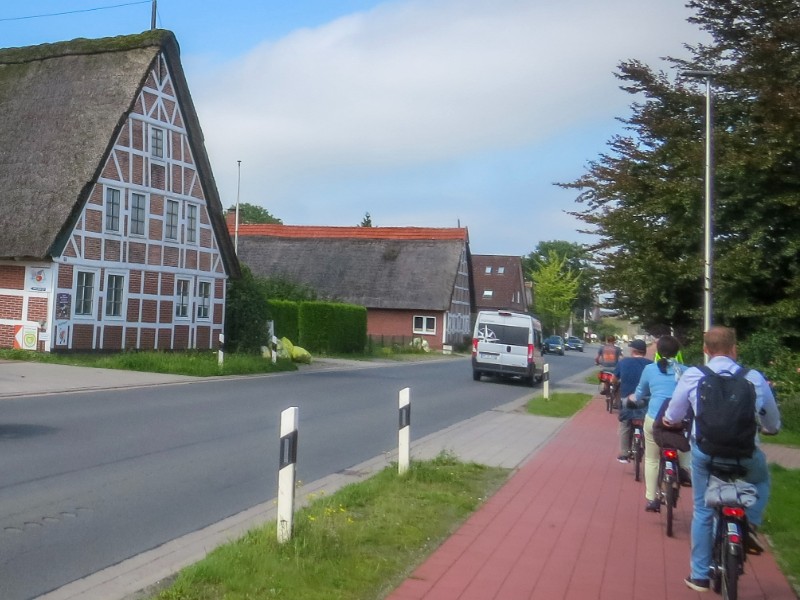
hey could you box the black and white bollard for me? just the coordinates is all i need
[277,407,299,543]
[217,333,224,366]
[543,363,550,400]
[398,387,410,475]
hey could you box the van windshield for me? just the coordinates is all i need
[476,323,529,346]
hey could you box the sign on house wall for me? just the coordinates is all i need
[26,266,51,293]
[13,325,38,350]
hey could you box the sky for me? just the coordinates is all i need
[2,0,708,256]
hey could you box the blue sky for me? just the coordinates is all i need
[3,1,707,256]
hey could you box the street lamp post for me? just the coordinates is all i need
[234,160,241,254]
[683,70,715,351]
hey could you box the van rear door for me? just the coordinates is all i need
[475,320,531,369]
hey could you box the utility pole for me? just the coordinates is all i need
[235,160,242,254]
[151,0,157,30]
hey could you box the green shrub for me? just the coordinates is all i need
[267,300,299,342]
[299,301,367,354]
[225,266,270,353]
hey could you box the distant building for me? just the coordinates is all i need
[471,255,529,314]
[0,31,239,351]
[232,224,473,350]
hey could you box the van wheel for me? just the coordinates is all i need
[527,374,536,387]
[472,370,481,381]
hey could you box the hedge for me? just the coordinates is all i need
[298,301,367,354]
[267,300,299,343]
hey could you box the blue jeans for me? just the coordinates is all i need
[689,443,770,580]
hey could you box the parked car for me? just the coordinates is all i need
[542,335,565,356]
[565,336,585,352]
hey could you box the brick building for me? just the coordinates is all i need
[0,31,239,351]
[471,255,530,313]
[232,224,473,351]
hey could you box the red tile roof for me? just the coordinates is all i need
[232,224,469,241]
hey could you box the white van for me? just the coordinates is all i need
[471,310,543,386]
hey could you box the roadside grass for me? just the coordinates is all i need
[152,454,508,600]
[586,371,602,385]
[0,349,296,377]
[763,429,800,448]
[763,465,800,591]
[526,392,593,418]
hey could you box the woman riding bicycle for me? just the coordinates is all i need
[634,335,690,512]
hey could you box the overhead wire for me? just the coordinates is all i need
[0,1,150,23]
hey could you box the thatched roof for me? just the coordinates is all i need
[236,225,470,310]
[0,30,238,275]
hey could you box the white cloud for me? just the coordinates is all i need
[187,0,705,252]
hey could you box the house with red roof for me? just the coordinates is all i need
[471,255,530,313]
[231,223,474,351]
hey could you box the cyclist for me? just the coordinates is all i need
[664,326,781,593]
[634,335,689,513]
[596,335,622,368]
[613,339,652,462]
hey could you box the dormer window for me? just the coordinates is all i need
[485,266,492,274]
[498,267,505,274]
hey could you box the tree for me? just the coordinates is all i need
[230,202,282,224]
[560,0,800,344]
[523,241,596,317]
[358,212,373,227]
[225,265,270,353]
[531,251,580,335]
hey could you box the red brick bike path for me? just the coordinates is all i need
[388,396,797,600]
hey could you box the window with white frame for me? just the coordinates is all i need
[484,266,492,274]
[105,188,121,232]
[197,281,211,319]
[75,271,95,316]
[483,290,493,298]
[175,278,190,318]
[150,126,165,159]
[498,266,505,274]
[413,315,436,335]
[130,193,146,236]
[105,274,125,317]
[186,204,197,243]
[166,199,179,240]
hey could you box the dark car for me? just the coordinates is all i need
[542,335,565,356]
[565,336,585,352]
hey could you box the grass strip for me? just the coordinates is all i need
[153,454,508,600]
[762,429,800,448]
[526,392,593,418]
[763,465,800,592]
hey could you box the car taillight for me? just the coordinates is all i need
[722,507,746,519]
[472,338,478,356]
[527,344,534,362]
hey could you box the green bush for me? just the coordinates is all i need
[225,266,270,353]
[299,301,367,354]
[267,300,299,342]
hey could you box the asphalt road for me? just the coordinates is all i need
[0,350,595,600]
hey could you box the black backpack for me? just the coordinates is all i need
[694,366,757,458]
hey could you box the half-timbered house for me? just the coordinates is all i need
[0,30,238,352]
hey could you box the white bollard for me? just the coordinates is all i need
[277,407,299,543]
[543,363,550,400]
[398,387,410,475]
[218,334,224,366]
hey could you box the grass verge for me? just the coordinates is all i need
[153,454,508,600]
[526,392,593,418]
[763,465,800,592]
[0,349,297,377]
[762,429,800,448]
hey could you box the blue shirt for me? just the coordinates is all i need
[614,356,652,397]
[664,355,781,440]
[635,360,684,420]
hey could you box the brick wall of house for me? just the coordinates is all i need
[22,51,230,352]
[367,308,445,350]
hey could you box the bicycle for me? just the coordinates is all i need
[656,446,683,537]
[597,370,617,413]
[629,418,644,482]
[707,461,754,600]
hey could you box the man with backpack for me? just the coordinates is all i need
[663,326,781,593]
[595,335,622,368]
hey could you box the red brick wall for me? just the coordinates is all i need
[141,299,158,323]
[0,295,23,319]
[196,325,210,349]
[126,327,138,349]
[103,326,123,350]
[73,324,94,350]
[174,325,190,349]
[0,265,24,289]
[58,264,73,288]
[0,324,13,348]
[26,297,48,322]
[367,309,444,350]
[157,328,171,349]
[140,328,156,350]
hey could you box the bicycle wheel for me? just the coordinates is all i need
[633,440,642,482]
[721,543,740,600]
[665,483,675,537]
